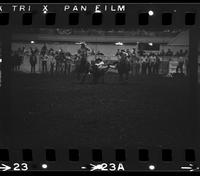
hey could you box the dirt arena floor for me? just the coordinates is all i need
[0,72,198,150]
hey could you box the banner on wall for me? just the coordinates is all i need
[168,57,186,74]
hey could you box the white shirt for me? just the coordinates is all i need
[49,55,56,64]
[95,61,105,69]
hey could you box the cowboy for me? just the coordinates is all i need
[77,42,91,60]
[41,43,47,56]
[176,56,184,74]
[141,53,147,76]
[95,58,106,69]
[49,51,56,75]
[30,49,37,73]
[154,55,161,75]
[64,51,72,75]
[58,49,66,73]
[152,53,157,74]
[41,51,48,73]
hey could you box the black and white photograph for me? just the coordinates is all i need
[0,27,197,152]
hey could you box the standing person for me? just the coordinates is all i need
[12,51,18,71]
[179,49,184,57]
[135,56,141,75]
[41,43,47,56]
[176,56,184,74]
[146,53,152,76]
[65,51,72,76]
[184,49,188,57]
[166,48,173,57]
[30,49,37,73]
[49,51,56,75]
[154,55,161,75]
[55,51,60,72]
[159,49,165,57]
[59,49,66,73]
[125,49,133,75]
[41,51,48,73]
[151,53,157,74]
[141,54,147,76]
[16,50,23,71]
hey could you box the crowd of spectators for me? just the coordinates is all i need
[10,43,188,75]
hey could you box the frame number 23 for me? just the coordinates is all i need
[13,163,28,171]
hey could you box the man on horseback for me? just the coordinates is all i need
[78,42,91,61]
[76,42,91,83]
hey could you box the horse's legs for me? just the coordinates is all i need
[77,72,81,80]
[119,73,123,82]
[81,72,88,83]
[125,72,129,80]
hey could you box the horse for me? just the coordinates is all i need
[116,57,131,82]
[74,56,90,83]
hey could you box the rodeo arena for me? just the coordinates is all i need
[0,29,192,84]
[0,28,199,147]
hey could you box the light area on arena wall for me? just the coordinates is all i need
[148,10,154,16]
[42,164,48,169]
[148,42,153,46]
[149,164,156,170]
[115,42,124,46]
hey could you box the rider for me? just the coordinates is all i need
[95,58,107,69]
[77,42,91,63]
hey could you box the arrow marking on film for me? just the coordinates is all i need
[0,164,11,171]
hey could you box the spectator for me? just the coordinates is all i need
[166,49,173,57]
[175,50,180,57]
[30,50,37,73]
[135,56,141,75]
[159,49,165,57]
[184,49,188,56]
[55,51,60,72]
[176,56,184,74]
[154,55,161,75]
[12,51,18,71]
[141,54,147,76]
[41,51,48,73]
[41,43,47,56]
[49,51,56,75]
[179,49,184,57]
[16,51,23,71]
[146,53,152,75]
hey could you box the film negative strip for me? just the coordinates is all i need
[0,3,200,172]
